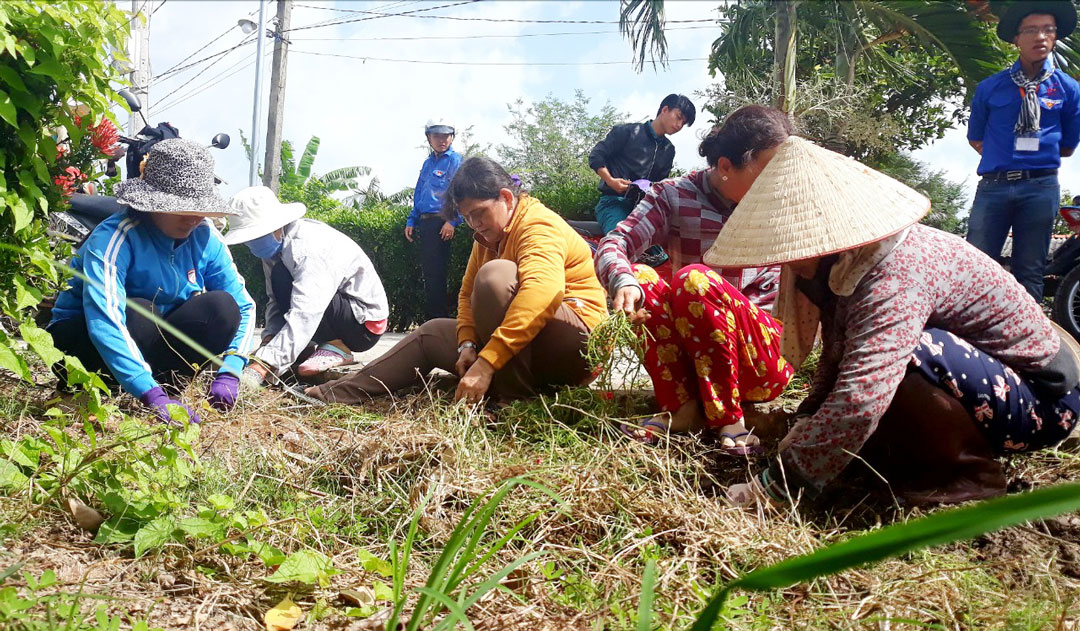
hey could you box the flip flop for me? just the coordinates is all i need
[620,419,671,446]
[719,431,764,456]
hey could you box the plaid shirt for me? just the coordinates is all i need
[595,170,780,311]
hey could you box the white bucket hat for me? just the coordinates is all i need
[222,186,307,245]
[703,136,930,268]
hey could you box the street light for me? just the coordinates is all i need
[244,4,266,187]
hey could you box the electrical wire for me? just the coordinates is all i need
[154,38,256,82]
[112,0,152,35]
[288,24,715,42]
[289,2,719,28]
[286,0,477,33]
[150,0,168,17]
[151,47,272,118]
[290,49,709,66]
[151,32,256,113]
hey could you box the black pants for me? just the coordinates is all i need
[269,261,380,353]
[48,290,240,389]
[418,215,451,320]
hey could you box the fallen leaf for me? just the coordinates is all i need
[264,596,303,631]
[339,587,375,608]
[67,497,104,533]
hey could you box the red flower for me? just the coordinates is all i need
[54,166,87,198]
[89,117,119,157]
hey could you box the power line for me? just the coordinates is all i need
[154,23,245,79]
[290,2,718,27]
[152,47,271,118]
[288,24,715,42]
[151,32,255,112]
[150,0,168,17]
[286,0,477,33]
[153,38,256,82]
[290,49,709,66]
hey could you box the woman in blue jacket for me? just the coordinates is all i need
[48,139,256,423]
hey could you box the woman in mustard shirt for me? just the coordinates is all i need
[307,157,608,404]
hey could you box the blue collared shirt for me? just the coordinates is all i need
[968,57,1080,175]
[408,147,463,227]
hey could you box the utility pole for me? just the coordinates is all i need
[262,0,292,193]
[248,0,267,187]
[129,0,151,135]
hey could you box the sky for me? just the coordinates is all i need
[121,0,1080,208]
[124,0,723,199]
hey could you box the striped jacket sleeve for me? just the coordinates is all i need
[80,217,158,397]
[595,184,671,298]
[203,230,256,377]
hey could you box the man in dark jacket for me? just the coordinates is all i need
[589,94,695,237]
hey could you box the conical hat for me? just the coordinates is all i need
[703,136,930,268]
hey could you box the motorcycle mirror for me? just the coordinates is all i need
[211,133,231,149]
[117,88,142,113]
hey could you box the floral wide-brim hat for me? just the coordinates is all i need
[116,138,236,217]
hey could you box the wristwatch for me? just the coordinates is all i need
[457,341,478,354]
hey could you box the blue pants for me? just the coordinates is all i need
[594,194,666,264]
[909,328,1079,453]
[966,174,1059,301]
[594,194,636,235]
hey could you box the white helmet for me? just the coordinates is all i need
[425,118,455,136]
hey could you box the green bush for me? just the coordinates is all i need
[530,177,600,221]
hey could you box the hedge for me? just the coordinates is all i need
[230,177,602,332]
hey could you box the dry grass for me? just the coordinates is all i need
[1,366,1080,630]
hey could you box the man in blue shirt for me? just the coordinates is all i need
[967,0,1080,300]
[405,119,463,320]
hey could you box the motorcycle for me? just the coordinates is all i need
[37,91,231,326]
[1049,205,1080,340]
[48,89,230,248]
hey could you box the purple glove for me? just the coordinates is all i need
[207,373,239,411]
[139,386,201,425]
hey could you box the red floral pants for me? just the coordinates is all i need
[634,263,793,427]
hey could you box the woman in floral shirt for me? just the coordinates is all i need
[596,106,794,453]
[706,136,1080,505]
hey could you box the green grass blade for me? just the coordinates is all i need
[691,482,1080,631]
[637,559,657,631]
[457,550,547,612]
[413,586,477,631]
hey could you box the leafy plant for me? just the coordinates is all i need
[387,477,565,631]
[0,1,129,387]
[0,567,160,630]
[689,482,1080,630]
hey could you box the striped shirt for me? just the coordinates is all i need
[595,170,780,310]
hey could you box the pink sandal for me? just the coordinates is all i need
[297,347,354,377]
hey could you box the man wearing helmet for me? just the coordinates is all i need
[406,118,464,320]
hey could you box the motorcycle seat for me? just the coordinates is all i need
[68,193,125,228]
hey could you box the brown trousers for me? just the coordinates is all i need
[312,259,592,403]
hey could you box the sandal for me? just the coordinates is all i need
[297,347,355,377]
[718,430,764,456]
[620,418,671,445]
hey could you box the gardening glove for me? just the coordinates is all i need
[139,386,201,425]
[207,373,240,411]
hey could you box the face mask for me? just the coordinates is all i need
[246,233,282,260]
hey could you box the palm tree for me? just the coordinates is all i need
[279,136,370,192]
[619,0,1008,110]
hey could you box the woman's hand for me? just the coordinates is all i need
[455,357,494,404]
[455,347,478,377]
[612,285,648,324]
